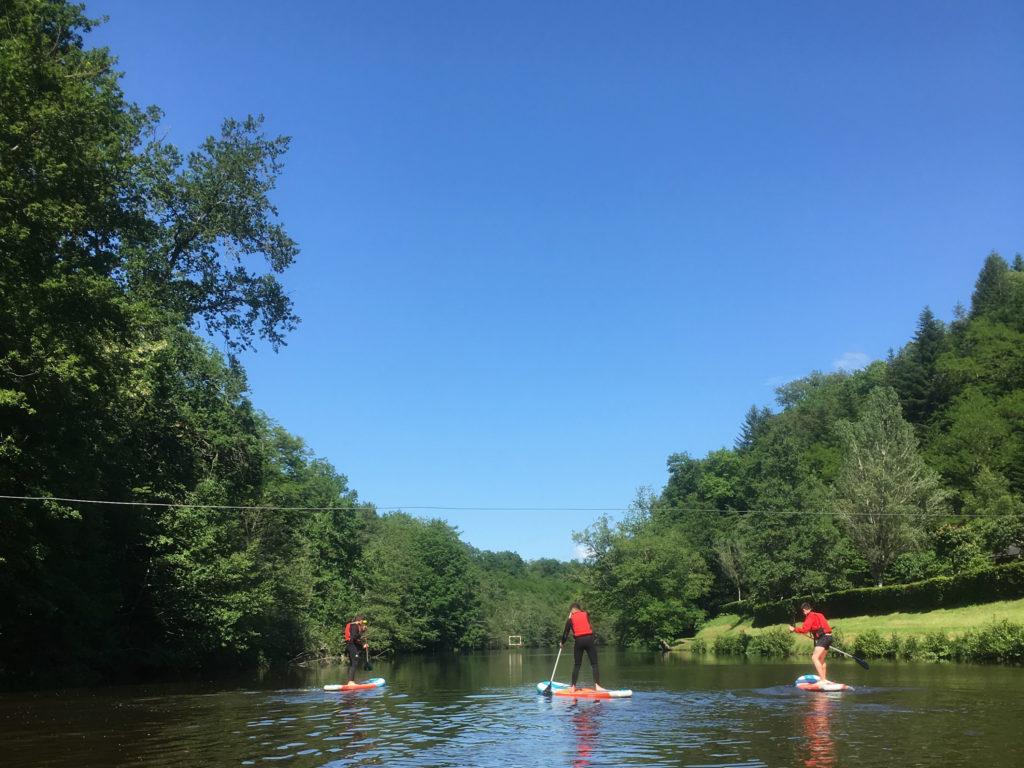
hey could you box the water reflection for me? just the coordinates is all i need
[798,694,836,768]
[568,700,602,767]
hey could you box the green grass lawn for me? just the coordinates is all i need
[678,597,1024,649]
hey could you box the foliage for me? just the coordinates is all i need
[712,631,750,656]
[745,627,795,658]
[356,514,483,654]
[575,491,714,648]
[474,553,579,648]
[831,387,950,586]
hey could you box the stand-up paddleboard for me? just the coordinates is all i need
[794,674,852,692]
[324,678,386,692]
[536,680,632,698]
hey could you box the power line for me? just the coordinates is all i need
[0,494,1015,517]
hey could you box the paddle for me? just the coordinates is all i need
[829,643,870,670]
[797,624,870,671]
[363,646,374,672]
[541,642,565,697]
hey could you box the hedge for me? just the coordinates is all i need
[745,560,1024,627]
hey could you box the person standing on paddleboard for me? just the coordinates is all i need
[344,616,369,686]
[789,602,833,683]
[561,603,606,692]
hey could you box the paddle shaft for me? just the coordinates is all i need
[542,643,565,695]
[828,643,870,670]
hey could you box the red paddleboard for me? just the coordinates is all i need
[794,674,852,692]
[536,681,632,698]
[324,677,386,691]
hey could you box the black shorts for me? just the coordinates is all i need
[814,633,833,649]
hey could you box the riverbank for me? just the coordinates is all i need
[673,598,1024,664]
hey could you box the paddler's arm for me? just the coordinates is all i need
[560,618,572,646]
[353,622,368,648]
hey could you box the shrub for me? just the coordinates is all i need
[712,631,750,656]
[689,637,708,655]
[919,631,952,661]
[853,629,887,658]
[956,620,1024,664]
[900,634,921,661]
[830,627,846,651]
[746,627,795,658]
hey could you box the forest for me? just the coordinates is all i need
[1,1,1022,686]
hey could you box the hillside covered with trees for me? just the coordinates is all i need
[575,254,1024,646]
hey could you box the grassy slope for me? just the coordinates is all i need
[681,598,1024,648]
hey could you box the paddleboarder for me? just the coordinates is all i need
[561,603,606,692]
[789,602,833,683]
[344,616,369,686]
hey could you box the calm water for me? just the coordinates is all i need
[2,651,1023,767]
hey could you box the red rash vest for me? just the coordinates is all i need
[793,611,832,638]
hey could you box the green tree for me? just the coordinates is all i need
[715,530,749,601]
[831,387,950,585]
[575,491,713,647]
[735,405,773,451]
[970,253,1013,321]
[888,306,948,424]
[356,514,482,653]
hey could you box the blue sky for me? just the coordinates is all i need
[90,1,1024,559]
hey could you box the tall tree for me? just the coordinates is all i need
[715,531,748,601]
[970,253,1012,320]
[831,387,949,585]
[889,306,948,424]
[735,405,772,452]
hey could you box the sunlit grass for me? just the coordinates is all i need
[683,598,1024,648]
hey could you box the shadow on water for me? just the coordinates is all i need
[1,651,1022,767]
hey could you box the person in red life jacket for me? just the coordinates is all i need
[789,602,834,683]
[560,602,606,692]
[344,616,368,686]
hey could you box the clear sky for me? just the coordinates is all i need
[89,1,1024,559]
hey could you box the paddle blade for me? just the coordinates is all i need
[854,655,870,670]
[541,681,553,696]
[363,649,373,671]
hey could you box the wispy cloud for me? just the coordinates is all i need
[833,351,871,372]
[573,543,593,561]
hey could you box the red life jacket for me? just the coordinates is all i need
[570,610,593,637]
[344,622,354,642]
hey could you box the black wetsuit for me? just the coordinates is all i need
[562,618,600,687]
[346,622,365,681]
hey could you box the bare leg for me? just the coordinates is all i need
[812,646,829,681]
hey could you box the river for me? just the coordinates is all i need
[2,650,1022,767]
